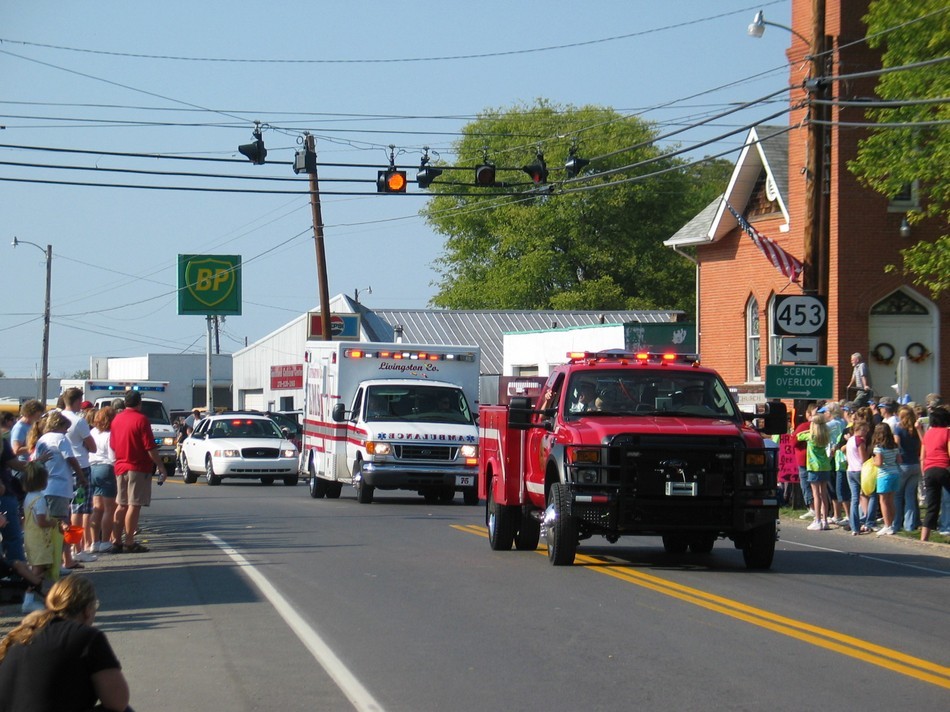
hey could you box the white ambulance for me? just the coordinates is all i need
[300,341,481,505]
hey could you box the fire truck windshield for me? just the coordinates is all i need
[564,371,737,419]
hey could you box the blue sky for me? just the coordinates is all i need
[1,1,794,378]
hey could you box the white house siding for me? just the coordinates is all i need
[503,324,625,377]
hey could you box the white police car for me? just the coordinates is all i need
[179,412,299,486]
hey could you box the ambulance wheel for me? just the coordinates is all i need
[181,454,197,484]
[327,482,343,499]
[309,462,327,498]
[742,522,776,570]
[422,489,439,504]
[354,463,374,504]
[487,488,514,551]
[463,488,479,506]
[205,458,221,486]
[688,535,716,554]
[438,487,455,503]
[662,534,688,554]
[515,508,541,551]
[545,483,577,566]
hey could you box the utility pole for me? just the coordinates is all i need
[11,237,52,405]
[803,0,828,299]
[304,133,332,341]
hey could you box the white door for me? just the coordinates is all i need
[867,288,938,403]
[242,390,264,411]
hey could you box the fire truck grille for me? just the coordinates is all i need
[605,434,743,498]
[395,445,458,461]
[241,447,280,459]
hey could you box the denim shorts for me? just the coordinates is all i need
[806,470,831,483]
[91,463,117,499]
[876,472,899,494]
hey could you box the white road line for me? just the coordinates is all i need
[781,538,950,575]
[204,533,385,712]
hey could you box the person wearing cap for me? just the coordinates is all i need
[879,398,899,432]
[570,382,598,413]
[61,388,98,564]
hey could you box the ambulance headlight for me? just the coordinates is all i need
[460,445,478,459]
[366,441,391,456]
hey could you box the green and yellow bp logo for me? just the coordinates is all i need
[178,254,242,316]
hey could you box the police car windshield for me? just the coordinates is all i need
[564,371,737,419]
[364,385,473,424]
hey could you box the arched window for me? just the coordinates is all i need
[767,296,783,366]
[746,296,761,382]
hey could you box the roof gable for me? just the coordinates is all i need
[665,125,790,248]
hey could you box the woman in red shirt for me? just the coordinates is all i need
[920,406,950,541]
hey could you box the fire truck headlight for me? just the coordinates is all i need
[366,441,391,456]
[460,444,478,459]
[577,469,603,484]
[745,472,765,487]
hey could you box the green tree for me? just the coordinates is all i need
[422,100,730,312]
[71,369,90,379]
[849,0,950,295]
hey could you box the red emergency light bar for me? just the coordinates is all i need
[566,350,699,366]
[344,349,475,362]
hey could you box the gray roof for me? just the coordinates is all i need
[364,308,681,374]
[665,194,723,246]
[757,124,788,198]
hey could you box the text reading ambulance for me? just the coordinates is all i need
[300,341,481,505]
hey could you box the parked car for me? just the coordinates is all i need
[179,412,299,486]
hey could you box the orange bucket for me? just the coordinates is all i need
[63,525,84,545]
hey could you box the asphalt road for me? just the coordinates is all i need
[3,478,948,711]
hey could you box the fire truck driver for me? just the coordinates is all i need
[570,382,597,413]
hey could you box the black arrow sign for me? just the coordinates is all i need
[787,343,815,356]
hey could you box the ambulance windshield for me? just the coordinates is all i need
[364,385,473,424]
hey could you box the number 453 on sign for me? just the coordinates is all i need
[772,295,827,336]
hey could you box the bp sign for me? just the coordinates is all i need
[765,364,834,400]
[178,254,242,316]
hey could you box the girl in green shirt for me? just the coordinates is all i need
[798,415,833,530]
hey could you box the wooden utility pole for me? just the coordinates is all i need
[305,133,332,341]
[803,0,828,298]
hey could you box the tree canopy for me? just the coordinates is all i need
[422,100,730,312]
[849,0,950,296]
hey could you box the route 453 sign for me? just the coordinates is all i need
[772,295,827,336]
[178,254,242,316]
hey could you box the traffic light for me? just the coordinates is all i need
[238,127,267,165]
[377,169,407,193]
[564,155,590,179]
[474,163,496,186]
[522,154,548,184]
[416,165,443,189]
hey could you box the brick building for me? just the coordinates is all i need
[667,0,947,404]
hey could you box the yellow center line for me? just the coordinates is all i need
[452,524,950,689]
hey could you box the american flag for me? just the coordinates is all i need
[726,202,803,283]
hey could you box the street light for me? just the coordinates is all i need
[747,10,810,45]
[11,237,52,405]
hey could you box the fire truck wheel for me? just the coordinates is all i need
[462,488,479,506]
[327,482,343,499]
[545,484,577,566]
[354,463,374,504]
[205,458,221,486]
[514,508,540,551]
[181,454,198,484]
[661,534,688,554]
[688,535,716,554]
[487,489,515,551]
[742,522,776,570]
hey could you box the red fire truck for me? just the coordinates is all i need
[477,350,786,568]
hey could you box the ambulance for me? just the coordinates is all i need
[300,341,481,505]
